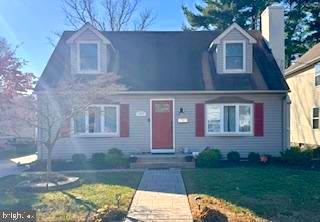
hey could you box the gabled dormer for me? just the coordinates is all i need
[66,23,113,75]
[210,23,257,74]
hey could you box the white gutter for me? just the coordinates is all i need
[285,56,320,77]
[113,90,288,95]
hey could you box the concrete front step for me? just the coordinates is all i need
[134,154,190,163]
[130,161,195,169]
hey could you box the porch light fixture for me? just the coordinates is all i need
[179,107,184,114]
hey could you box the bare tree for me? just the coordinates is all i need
[62,0,156,31]
[2,73,125,186]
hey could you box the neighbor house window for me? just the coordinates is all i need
[315,63,320,86]
[224,41,245,72]
[313,107,319,129]
[206,104,252,135]
[73,105,119,136]
[78,42,99,72]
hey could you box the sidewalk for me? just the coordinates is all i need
[126,169,193,222]
[0,154,37,178]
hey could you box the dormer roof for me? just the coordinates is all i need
[66,23,111,44]
[211,23,257,45]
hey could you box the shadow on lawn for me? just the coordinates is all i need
[61,190,97,221]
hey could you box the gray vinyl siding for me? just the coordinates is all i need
[39,93,286,160]
[70,29,108,74]
[215,28,253,74]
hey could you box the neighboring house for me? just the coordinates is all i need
[35,5,289,160]
[285,43,320,147]
[0,96,36,150]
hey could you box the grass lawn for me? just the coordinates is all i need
[0,172,142,221]
[183,167,320,222]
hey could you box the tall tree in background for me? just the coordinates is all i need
[304,1,320,47]
[183,0,320,67]
[182,0,276,31]
[62,0,156,31]
[0,37,34,99]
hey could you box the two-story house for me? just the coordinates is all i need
[35,5,289,160]
[285,43,320,147]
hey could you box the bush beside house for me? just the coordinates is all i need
[29,148,129,171]
[193,146,320,170]
[196,148,221,168]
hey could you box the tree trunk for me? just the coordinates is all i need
[46,147,53,190]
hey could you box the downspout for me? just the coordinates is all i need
[282,94,291,151]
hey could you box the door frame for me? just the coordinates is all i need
[150,98,175,153]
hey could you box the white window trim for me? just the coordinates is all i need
[223,40,246,73]
[315,63,320,87]
[205,103,253,136]
[72,104,120,137]
[77,41,101,74]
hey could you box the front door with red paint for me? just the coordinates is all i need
[152,100,173,150]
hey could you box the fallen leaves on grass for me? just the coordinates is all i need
[189,194,269,222]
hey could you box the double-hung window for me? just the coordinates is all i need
[315,63,320,86]
[78,42,99,72]
[206,104,252,135]
[73,105,119,136]
[313,107,319,129]
[224,41,245,72]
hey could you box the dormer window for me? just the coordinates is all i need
[78,42,100,73]
[223,41,245,73]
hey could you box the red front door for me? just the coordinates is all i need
[152,100,173,150]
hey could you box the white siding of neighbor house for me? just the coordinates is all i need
[215,28,253,74]
[38,93,286,160]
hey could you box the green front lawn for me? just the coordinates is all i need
[183,167,320,222]
[0,172,142,221]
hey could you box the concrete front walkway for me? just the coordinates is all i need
[126,169,193,222]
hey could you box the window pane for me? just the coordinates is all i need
[74,112,85,134]
[239,105,251,132]
[316,63,320,74]
[80,43,98,71]
[104,106,117,133]
[316,75,320,86]
[313,108,319,118]
[313,119,319,129]
[226,43,243,70]
[88,107,101,133]
[224,106,236,132]
[226,43,243,56]
[207,104,221,133]
[155,104,170,112]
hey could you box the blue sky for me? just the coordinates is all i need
[0,0,200,77]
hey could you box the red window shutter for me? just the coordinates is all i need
[60,118,71,138]
[120,104,129,137]
[195,103,205,137]
[254,103,264,137]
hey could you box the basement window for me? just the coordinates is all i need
[313,107,319,129]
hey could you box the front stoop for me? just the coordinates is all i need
[130,154,195,169]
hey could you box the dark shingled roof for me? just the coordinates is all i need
[35,30,289,91]
[285,43,320,77]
